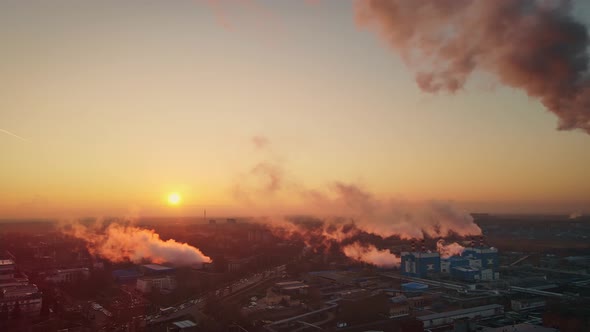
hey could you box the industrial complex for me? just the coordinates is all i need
[0,214,589,331]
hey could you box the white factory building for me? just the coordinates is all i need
[136,275,177,294]
[419,304,504,328]
[0,259,43,317]
[45,267,90,283]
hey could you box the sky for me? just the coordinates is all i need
[1,0,589,218]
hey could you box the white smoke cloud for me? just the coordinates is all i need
[62,220,211,266]
[342,242,401,268]
[235,136,482,261]
[436,239,465,258]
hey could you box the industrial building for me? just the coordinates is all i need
[45,267,90,283]
[136,275,177,294]
[141,264,175,275]
[418,304,504,328]
[0,259,42,317]
[112,268,142,283]
[0,259,16,281]
[0,284,43,318]
[404,238,501,281]
[274,280,309,295]
[401,282,428,293]
[401,251,441,278]
[481,323,558,332]
[167,319,198,331]
[389,295,410,318]
[511,298,546,311]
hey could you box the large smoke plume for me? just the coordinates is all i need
[234,136,480,267]
[356,0,590,134]
[62,220,211,266]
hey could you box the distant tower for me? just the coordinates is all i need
[204,209,207,223]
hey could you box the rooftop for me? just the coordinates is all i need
[481,323,558,332]
[453,266,481,272]
[418,304,503,321]
[142,264,174,271]
[402,282,428,289]
[56,267,89,273]
[282,285,309,290]
[401,252,440,258]
[112,269,142,278]
[172,320,197,328]
[276,280,304,286]
[0,259,15,266]
[390,295,408,304]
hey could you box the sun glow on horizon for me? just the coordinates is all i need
[167,192,182,206]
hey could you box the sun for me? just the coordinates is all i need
[167,192,182,205]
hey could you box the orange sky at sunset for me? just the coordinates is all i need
[1,0,589,218]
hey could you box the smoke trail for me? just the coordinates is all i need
[301,182,482,240]
[252,135,270,149]
[355,0,590,134]
[62,220,211,266]
[238,136,482,242]
[342,242,401,267]
[233,136,482,266]
[251,162,283,192]
[436,239,465,258]
[0,129,28,141]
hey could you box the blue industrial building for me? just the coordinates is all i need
[112,269,142,283]
[400,241,500,281]
[462,247,499,271]
[401,252,441,278]
[451,266,482,281]
[441,256,470,274]
[444,245,499,281]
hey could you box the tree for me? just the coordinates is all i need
[40,294,51,318]
[307,287,324,309]
[11,302,21,320]
[279,297,289,307]
[0,303,9,321]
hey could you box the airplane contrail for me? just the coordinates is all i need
[0,129,28,142]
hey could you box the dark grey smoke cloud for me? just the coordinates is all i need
[356,0,590,134]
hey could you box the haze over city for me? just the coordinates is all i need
[1,1,590,332]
